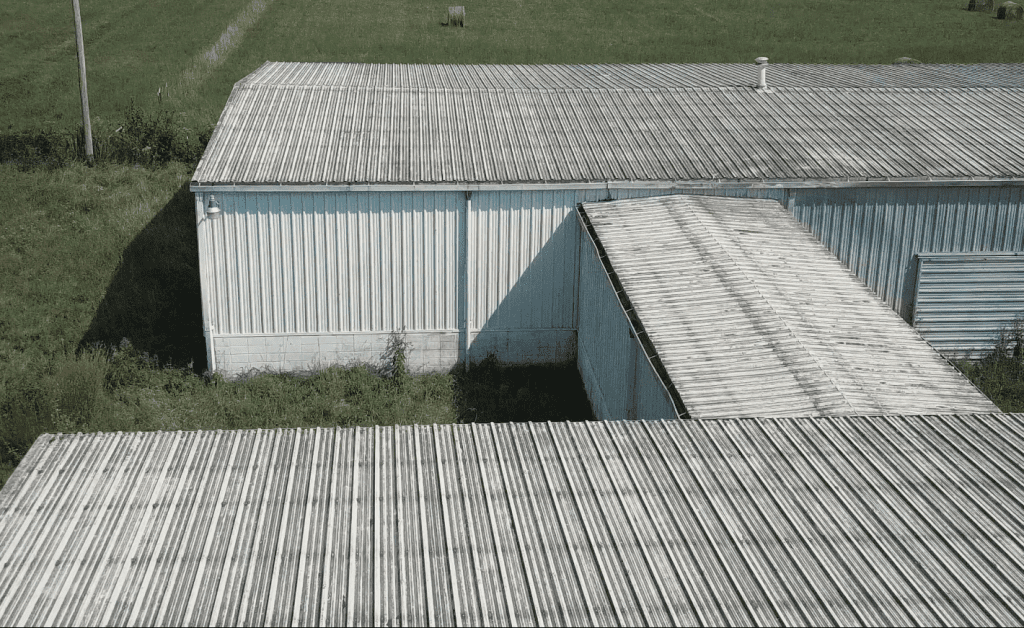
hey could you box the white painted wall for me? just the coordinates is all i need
[575,216,678,421]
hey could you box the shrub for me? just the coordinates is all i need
[51,350,107,429]
[379,330,411,392]
[102,338,161,391]
[0,101,213,169]
[955,316,1024,412]
[0,369,55,467]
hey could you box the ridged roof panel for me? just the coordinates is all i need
[192,62,1024,186]
[3,416,1024,626]
[238,61,1024,89]
[580,194,1000,419]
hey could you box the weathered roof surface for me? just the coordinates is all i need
[580,195,999,419]
[192,61,1024,187]
[239,61,1024,90]
[4,416,1024,626]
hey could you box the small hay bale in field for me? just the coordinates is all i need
[444,6,465,26]
[998,1,1024,18]
[894,57,922,64]
[968,0,994,12]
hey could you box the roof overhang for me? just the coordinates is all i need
[190,177,1024,194]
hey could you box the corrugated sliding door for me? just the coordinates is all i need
[913,252,1024,356]
[204,191,462,335]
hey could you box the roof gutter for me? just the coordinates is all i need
[191,177,1024,193]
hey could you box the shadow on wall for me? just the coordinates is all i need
[78,181,208,372]
[469,206,580,362]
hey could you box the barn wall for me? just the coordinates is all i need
[576,219,677,421]
[202,192,462,335]
[199,188,662,376]
[790,186,1024,323]
[465,189,609,364]
[912,252,1024,356]
[196,184,1024,381]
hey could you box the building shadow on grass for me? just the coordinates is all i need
[451,355,596,424]
[78,180,208,373]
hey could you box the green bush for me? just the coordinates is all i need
[0,101,213,170]
[955,317,1024,412]
[0,368,55,467]
[102,338,161,391]
[51,349,107,429]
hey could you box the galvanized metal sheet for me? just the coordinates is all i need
[193,62,1024,186]
[201,191,463,334]
[580,195,999,419]
[577,225,679,422]
[467,190,585,333]
[790,186,1024,322]
[913,252,1024,356]
[240,60,1024,90]
[4,415,1024,626]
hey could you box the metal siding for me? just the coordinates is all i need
[576,220,678,422]
[913,253,1024,355]
[4,416,1024,626]
[577,234,631,422]
[194,63,1024,187]
[468,190,584,333]
[583,195,998,420]
[206,192,461,336]
[791,187,1024,322]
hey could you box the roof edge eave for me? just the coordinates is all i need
[189,177,1024,193]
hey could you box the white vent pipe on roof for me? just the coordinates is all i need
[755,57,770,91]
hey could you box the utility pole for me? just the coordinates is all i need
[72,0,94,163]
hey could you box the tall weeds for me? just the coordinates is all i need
[0,101,213,170]
[954,316,1024,412]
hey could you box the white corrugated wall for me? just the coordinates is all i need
[468,191,580,332]
[913,252,1024,356]
[790,186,1024,322]
[194,184,1024,381]
[202,191,462,335]
[576,214,678,421]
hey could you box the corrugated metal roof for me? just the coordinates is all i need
[580,195,999,420]
[4,415,1024,626]
[913,252,1024,356]
[192,62,1024,186]
[239,61,1024,90]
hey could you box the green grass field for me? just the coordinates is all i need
[3,0,1024,133]
[2,0,1023,489]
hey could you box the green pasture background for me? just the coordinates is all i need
[3,0,1024,133]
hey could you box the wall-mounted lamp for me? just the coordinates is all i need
[206,194,222,219]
